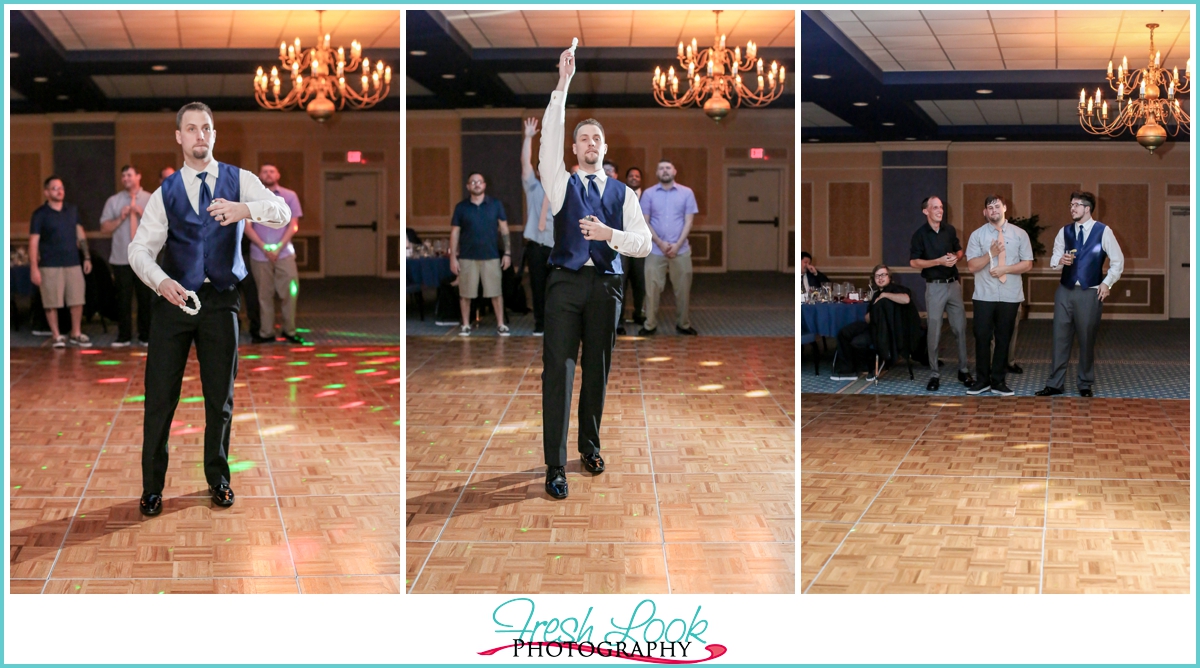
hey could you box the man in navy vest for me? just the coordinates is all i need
[1036,191,1124,397]
[127,102,291,516]
[537,46,652,499]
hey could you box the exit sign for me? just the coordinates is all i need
[346,151,362,163]
[750,148,764,159]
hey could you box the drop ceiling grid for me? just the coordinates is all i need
[828,9,1191,72]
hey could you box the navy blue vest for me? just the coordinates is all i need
[1061,221,1108,289]
[160,163,246,292]
[549,172,624,274]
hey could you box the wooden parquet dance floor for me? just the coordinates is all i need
[406,336,795,594]
[801,394,1192,594]
[8,344,401,594]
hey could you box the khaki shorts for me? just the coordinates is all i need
[39,266,86,309]
[458,258,502,299]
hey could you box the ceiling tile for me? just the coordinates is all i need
[916,100,951,124]
[1057,59,1111,69]
[863,21,932,37]
[989,10,1055,19]
[833,20,872,38]
[952,60,1006,71]
[406,76,434,96]
[121,10,180,49]
[901,60,954,71]
[850,35,883,51]
[1004,59,1058,70]
[800,101,852,127]
[937,34,999,49]
[922,10,990,20]
[991,18,1056,34]
[67,11,134,49]
[1056,17,1122,33]
[926,19,995,35]
[877,35,941,50]
[996,33,1057,48]
[1001,47,1058,60]
[944,48,1002,60]
[1058,46,1116,60]
[853,11,926,21]
[975,99,1021,123]
[889,48,948,61]
[1057,32,1116,47]
[935,100,986,124]
[821,10,859,22]
[1016,99,1059,124]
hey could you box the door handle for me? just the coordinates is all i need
[740,217,779,226]
[336,222,378,231]
[1183,263,1191,268]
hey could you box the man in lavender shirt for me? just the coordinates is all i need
[244,163,305,344]
[639,159,699,335]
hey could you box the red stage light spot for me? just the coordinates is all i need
[97,378,127,383]
[386,377,401,384]
[333,347,367,352]
[315,390,339,398]
[79,350,101,355]
[291,347,315,353]
[339,401,365,409]
[251,366,273,372]
[367,371,388,376]
[326,362,348,367]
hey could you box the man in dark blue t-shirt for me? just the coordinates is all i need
[449,172,511,336]
[29,175,92,348]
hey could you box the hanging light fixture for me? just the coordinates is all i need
[651,10,785,122]
[254,10,391,123]
[1079,23,1190,154]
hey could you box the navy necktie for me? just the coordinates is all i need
[198,172,213,218]
[584,174,598,214]
[1078,224,1084,245]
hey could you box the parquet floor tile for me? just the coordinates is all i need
[804,412,931,440]
[406,426,493,472]
[411,542,670,594]
[1049,442,1190,480]
[806,524,1043,594]
[801,438,914,475]
[1042,529,1191,594]
[800,474,887,522]
[897,440,1048,478]
[664,543,794,594]
[8,345,402,594]
[656,473,794,542]
[800,521,851,592]
[277,495,400,576]
[1046,479,1190,530]
[862,476,1047,528]
[651,428,794,473]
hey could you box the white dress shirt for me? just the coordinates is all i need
[1048,217,1125,289]
[539,90,652,262]
[128,160,291,294]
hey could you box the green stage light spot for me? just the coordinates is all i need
[287,361,309,366]
[181,396,204,403]
[316,353,336,358]
[125,395,145,402]
[289,280,299,298]
[242,354,261,360]
[96,360,121,366]
[297,328,311,333]
[324,383,345,389]
[285,377,306,382]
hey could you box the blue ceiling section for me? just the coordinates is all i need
[800,10,1188,144]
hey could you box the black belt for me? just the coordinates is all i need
[928,277,957,284]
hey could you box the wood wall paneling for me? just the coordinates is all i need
[292,235,320,273]
[788,230,795,268]
[827,181,870,257]
[128,152,178,194]
[1029,183,1080,230]
[1097,183,1150,259]
[411,147,451,217]
[801,182,812,255]
[961,183,1014,240]
[689,230,723,268]
[12,153,43,226]
[1167,183,1189,197]
[387,235,401,272]
[661,147,708,216]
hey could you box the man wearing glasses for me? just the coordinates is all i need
[1035,191,1124,397]
[909,195,972,392]
[965,195,1033,396]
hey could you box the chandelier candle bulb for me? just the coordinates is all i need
[338,47,344,63]
[324,34,330,48]
[1080,88,1086,105]
[689,62,695,78]
[385,67,391,84]
[1141,79,1146,97]
[678,42,683,58]
[1156,51,1160,66]
[363,58,370,73]
[720,34,726,49]
[1168,81,1174,98]
[1173,66,1179,83]
[1102,101,1107,119]
[1123,55,1128,71]
[757,59,763,75]
[734,46,740,62]
[730,62,736,76]
[780,66,786,83]
[1108,60,1113,77]
[1095,88,1101,104]
[758,74,764,90]
[1118,82,1124,98]
[1087,97,1093,114]
[280,42,286,57]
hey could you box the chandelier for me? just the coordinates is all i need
[651,10,785,122]
[1079,23,1190,154]
[253,10,391,123]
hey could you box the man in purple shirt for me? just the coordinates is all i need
[244,163,305,344]
[639,160,699,335]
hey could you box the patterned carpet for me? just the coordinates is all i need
[801,319,1190,399]
[407,271,795,337]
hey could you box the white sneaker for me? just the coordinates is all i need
[829,374,858,381]
[459,324,471,337]
[497,325,511,337]
[69,333,92,348]
[434,320,459,326]
[533,329,544,337]
[112,340,131,348]
[51,335,67,349]
[31,329,51,337]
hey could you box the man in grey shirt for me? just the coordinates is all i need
[100,164,153,347]
[521,117,554,336]
[965,195,1033,396]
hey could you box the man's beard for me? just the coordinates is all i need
[659,176,673,184]
[191,146,210,160]
[582,152,599,165]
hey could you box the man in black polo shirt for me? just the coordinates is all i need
[910,196,973,392]
[450,172,511,336]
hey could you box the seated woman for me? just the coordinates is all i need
[830,264,913,380]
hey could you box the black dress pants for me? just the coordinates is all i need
[973,300,1019,386]
[112,263,153,342]
[524,242,552,331]
[621,256,646,322]
[542,266,622,468]
[142,283,241,494]
[833,321,873,374]
[237,242,260,335]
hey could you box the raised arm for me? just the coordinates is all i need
[521,118,538,181]
[538,47,576,217]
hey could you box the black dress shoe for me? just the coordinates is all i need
[616,326,627,335]
[209,484,235,507]
[1007,363,1024,374]
[545,466,568,499]
[958,371,975,386]
[250,334,277,344]
[281,332,308,345]
[637,327,656,336]
[139,493,163,516]
[581,452,606,474]
[676,326,698,336]
[926,376,940,392]
[1079,388,1093,397]
[1034,386,1064,397]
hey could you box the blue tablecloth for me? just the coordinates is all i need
[406,257,452,293]
[801,301,869,338]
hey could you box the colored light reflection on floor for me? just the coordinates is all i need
[744,390,771,398]
[79,350,101,355]
[97,378,127,384]
[355,368,376,374]
[340,401,365,409]
[327,362,348,367]
[324,384,346,389]
[125,395,146,402]
[645,357,672,362]
[315,353,337,358]
[700,361,724,367]
[96,360,121,366]
[698,384,724,391]
[242,354,261,360]
[285,376,312,383]
[181,396,204,403]
[260,424,295,436]
[316,390,339,398]
[251,366,273,372]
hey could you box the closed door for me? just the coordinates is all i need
[1169,206,1190,318]
[324,172,379,276]
[727,169,781,271]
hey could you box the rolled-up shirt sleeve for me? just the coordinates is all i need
[239,169,291,227]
